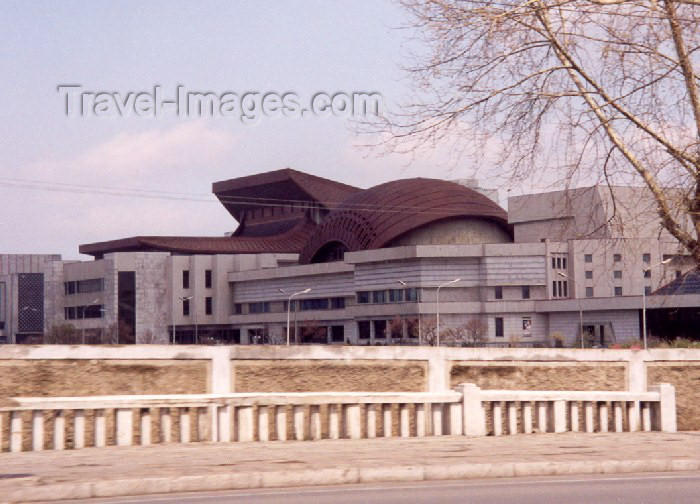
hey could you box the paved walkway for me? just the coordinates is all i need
[2,432,700,502]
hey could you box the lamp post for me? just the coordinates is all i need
[399,280,422,345]
[436,278,461,347]
[557,272,584,349]
[81,298,100,345]
[280,288,311,346]
[176,296,193,344]
[642,258,672,349]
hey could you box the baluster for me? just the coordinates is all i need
[627,401,640,432]
[180,408,191,443]
[522,402,533,434]
[366,404,377,438]
[218,405,231,442]
[598,402,609,433]
[160,408,172,443]
[382,404,393,437]
[54,410,65,450]
[141,408,151,445]
[399,404,410,438]
[613,402,624,432]
[10,411,22,452]
[74,410,85,449]
[569,402,579,432]
[310,405,321,440]
[345,404,361,439]
[198,407,210,442]
[238,406,254,442]
[292,405,305,441]
[275,406,287,441]
[32,410,44,451]
[492,402,503,436]
[641,402,652,432]
[329,405,340,440]
[507,402,518,435]
[115,408,133,446]
[584,402,594,433]
[552,401,567,433]
[416,404,426,437]
[432,404,443,436]
[449,402,462,435]
[536,401,548,433]
[258,406,270,442]
[208,405,218,442]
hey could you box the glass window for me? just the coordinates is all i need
[388,289,404,303]
[562,257,567,269]
[614,270,622,279]
[614,286,623,296]
[642,253,651,263]
[522,317,532,337]
[495,317,504,337]
[357,291,370,304]
[205,270,212,289]
[584,254,593,263]
[556,257,562,269]
[358,321,371,339]
[585,270,593,280]
[551,257,556,269]
[521,286,530,299]
[494,286,503,300]
[373,320,387,339]
[372,290,386,303]
[330,297,346,309]
[562,281,568,297]
[233,303,242,315]
[614,254,622,262]
[643,269,651,278]
[585,287,594,297]
[249,302,270,314]
[644,286,652,295]
[676,270,682,279]
[205,296,213,315]
[182,270,190,289]
[183,298,190,316]
[404,288,419,302]
[300,298,329,311]
[331,325,345,343]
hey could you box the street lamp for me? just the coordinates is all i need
[436,278,461,347]
[399,280,422,345]
[280,288,311,346]
[557,272,584,349]
[642,258,672,349]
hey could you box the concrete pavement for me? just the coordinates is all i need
[2,432,700,502]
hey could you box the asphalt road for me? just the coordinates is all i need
[71,472,700,504]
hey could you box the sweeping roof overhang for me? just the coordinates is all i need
[299,178,511,264]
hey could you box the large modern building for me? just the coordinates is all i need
[3,168,698,345]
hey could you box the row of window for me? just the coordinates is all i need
[583,253,651,264]
[233,297,347,315]
[494,285,531,300]
[64,278,104,295]
[181,270,213,290]
[64,305,103,320]
[357,319,419,339]
[357,288,419,304]
[494,316,532,337]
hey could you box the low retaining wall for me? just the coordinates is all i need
[0,345,698,429]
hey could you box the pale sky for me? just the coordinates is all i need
[0,0,501,259]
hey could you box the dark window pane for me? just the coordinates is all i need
[495,317,504,337]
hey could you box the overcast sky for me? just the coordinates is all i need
[0,0,505,259]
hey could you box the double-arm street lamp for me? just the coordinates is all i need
[436,278,461,347]
[557,272,584,349]
[642,258,672,349]
[280,288,311,346]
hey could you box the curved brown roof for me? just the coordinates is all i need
[79,218,317,258]
[299,178,510,264]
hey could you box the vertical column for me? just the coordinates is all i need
[293,405,305,441]
[649,384,677,433]
[141,408,151,445]
[536,401,548,433]
[53,410,65,451]
[275,406,287,441]
[10,411,22,452]
[399,404,410,438]
[552,401,567,433]
[598,403,609,433]
[432,404,443,436]
[218,405,231,442]
[492,403,503,436]
[382,404,393,437]
[428,357,448,392]
[627,401,640,432]
[238,406,254,442]
[613,402,624,432]
[115,408,133,447]
[160,408,172,443]
[569,402,579,432]
[346,404,361,439]
[208,405,218,442]
[180,408,191,443]
[74,410,85,449]
[522,402,533,434]
[258,406,270,442]
[628,353,646,393]
[456,383,485,436]
[507,402,518,435]
[416,404,426,437]
[329,405,340,440]
[366,404,377,438]
[32,410,44,451]
[584,402,594,433]
[310,405,321,440]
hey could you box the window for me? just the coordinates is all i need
[584,254,593,263]
[372,290,386,303]
[613,253,622,262]
[642,253,651,263]
[373,320,387,339]
[643,269,651,278]
[65,278,104,295]
[249,302,270,314]
[205,296,212,315]
[64,281,76,295]
[556,257,562,269]
[205,270,212,289]
[562,281,568,297]
[552,280,568,298]
[182,270,190,289]
[521,286,530,299]
[614,286,623,296]
[551,257,556,269]
[330,297,345,309]
[357,291,370,304]
[644,286,652,295]
[676,270,682,279]
[585,287,594,297]
[300,298,329,311]
[331,325,345,343]
[388,289,404,303]
[562,257,567,269]
[182,298,190,316]
[405,288,418,302]
[64,306,76,320]
[358,321,371,340]
[495,317,504,337]
[522,317,532,337]
[614,270,622,279]
[494,286,503,300]
[233,303,242,315]
[585,270,593,280]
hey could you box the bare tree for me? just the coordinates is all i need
[463,318,488,344]
[380,0,700,265]
[45,323,79,344]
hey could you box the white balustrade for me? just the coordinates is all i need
[0,385,675,453]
